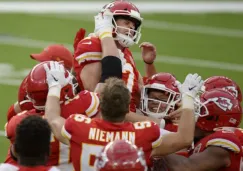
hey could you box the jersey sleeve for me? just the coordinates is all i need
[206,130,242,153]
[74,37,102,65]
[134,121,165,149]
[61,114,89,141]
[83,92,100,117]
[61,91,100,118]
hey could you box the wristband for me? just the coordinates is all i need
[99,56,122,83]
[182,94,194,110]
[48,86,61,99]
[99,32,112,40]
[143,60,154,65]
[159,119,165,129]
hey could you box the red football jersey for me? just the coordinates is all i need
[4,110,72,170]
[62,114,166,171]
[74,36,141,112]
[189,127,243,171]
[61,90,100,118]
[0,163,59,171]
[5,91,99,170]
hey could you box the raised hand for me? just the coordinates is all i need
[139,42,156,64]
[94,9,114,39]
[177,73,204,99]
[44,61,70,89]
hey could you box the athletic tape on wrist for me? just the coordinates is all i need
[48,86,61,99]
[182,94,194,110]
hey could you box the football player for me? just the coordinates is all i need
[0,115,60,171]
[139,72,181,132]
[162,88,243,171]
[44,58,203,171]
[95,140,148,171]
[6,44,75,121]
[73,0,156,113]
[4,61,99,171]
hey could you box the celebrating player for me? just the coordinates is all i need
[6,44,75,121]
[44,58,203,171]
[4,61,99,171]
[162,88,243,171]
[0,115,60,171]
[73,0,156,113]
[139,72,181,132]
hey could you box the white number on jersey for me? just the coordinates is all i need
[81,143,104,171]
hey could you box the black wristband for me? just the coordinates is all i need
[144,60,154,65]
[99,56,122,83]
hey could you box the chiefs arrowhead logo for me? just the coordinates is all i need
[214,97,233,111]
[223,86,238,99]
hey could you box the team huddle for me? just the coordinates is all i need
[0,0,242,171]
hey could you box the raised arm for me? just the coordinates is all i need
[163,146,230,171]
[44,62,70,145]
[152,73,203,156]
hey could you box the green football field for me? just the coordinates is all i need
[0,11,243,162]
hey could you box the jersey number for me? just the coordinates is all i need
[81,143,104,171]
[134,121,152,129]
[123,62,135,93]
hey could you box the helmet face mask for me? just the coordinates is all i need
[141,85,180,119]
[113,15,142,47]
[140,73,181,119]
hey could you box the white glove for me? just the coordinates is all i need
[177,73,204,99]
[43,61,70,89]
[94,9,114,39]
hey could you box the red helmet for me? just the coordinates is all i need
[140,73,180,119]
[95,140,147,171]
[101,0,143,47]
[17,75,34,111]
[196,88,242,131]
[26,61,77,110]
[202,76,242,102]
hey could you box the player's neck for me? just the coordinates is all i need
[115,41,125,51]
[18,156,47,166]
[102,118,125,124]
[195,129,214,141]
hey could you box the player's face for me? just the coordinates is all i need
[116,18,136,38]
[147,90,169,113]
